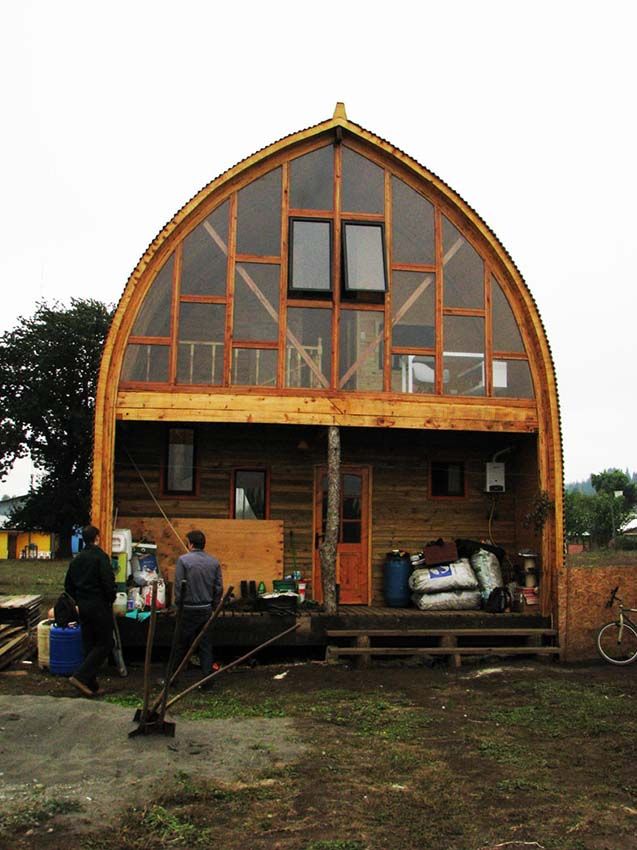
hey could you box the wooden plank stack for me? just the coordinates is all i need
[0,595,43,629]
[0,595,42,670]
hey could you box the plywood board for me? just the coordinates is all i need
[117,517,284,595]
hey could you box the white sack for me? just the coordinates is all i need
[411,590,482,611]
[470,549,503,602]
[408,559,478,593]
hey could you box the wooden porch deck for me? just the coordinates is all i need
[118,604,555,660]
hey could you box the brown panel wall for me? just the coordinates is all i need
[115,422,539,603]
[559,565,637,661]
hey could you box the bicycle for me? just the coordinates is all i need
[597,586,637,665]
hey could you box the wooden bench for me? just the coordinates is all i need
[325,627,559,668]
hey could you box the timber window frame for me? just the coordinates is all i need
[342,221,388,295]
[163,427,197,496]
[288,218,333,296]
[430,461,466,499]
[231,468,270,520]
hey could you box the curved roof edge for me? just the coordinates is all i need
[99,105,561,471]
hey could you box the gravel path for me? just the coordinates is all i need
[0,695,303,829]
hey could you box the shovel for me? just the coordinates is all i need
[129,582,175,737]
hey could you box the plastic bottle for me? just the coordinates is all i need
[257,581,266,595]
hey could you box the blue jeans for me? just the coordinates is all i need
[177,606,214,674]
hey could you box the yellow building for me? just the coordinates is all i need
[0,530,58,560]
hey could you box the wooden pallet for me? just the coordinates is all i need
[325,627,559,668]
[0,624,31,670]
[0,595,43,629]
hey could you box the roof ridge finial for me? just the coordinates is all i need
[333,102,348,121]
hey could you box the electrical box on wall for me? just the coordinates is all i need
[486,462,506,493]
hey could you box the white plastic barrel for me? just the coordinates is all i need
[37,619,54,670]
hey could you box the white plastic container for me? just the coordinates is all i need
[37,619,54,670]
[112,528,133,560]
[113,592,128,615]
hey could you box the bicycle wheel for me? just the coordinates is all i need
[597,621,637,664]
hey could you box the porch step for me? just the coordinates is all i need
[326,628,557,638]
[325,626,560,668]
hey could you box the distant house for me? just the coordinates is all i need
[622,518,637,537]
[0,495,27,525]
[0,496,58,559]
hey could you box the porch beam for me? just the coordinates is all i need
[116,389,538,432]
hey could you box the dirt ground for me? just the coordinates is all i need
[1,655,637,850]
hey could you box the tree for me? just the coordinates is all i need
[0,299,112,555]
[591,468,637,543]
[591,469,637,504]
[564,489,595,538]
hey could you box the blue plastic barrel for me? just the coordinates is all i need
[49,624,83,676]
[383,553,412,607]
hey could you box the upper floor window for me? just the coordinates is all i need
[342,223,387,293]
[289,219,332,293]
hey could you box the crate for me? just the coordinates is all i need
[272,580,297,593]
[257,593,298,613]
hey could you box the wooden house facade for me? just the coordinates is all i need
[92,105,563,624]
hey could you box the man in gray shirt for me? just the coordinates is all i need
[175,529,223,680]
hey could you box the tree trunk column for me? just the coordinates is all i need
[319,425,341,615]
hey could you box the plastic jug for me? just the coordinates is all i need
[113,592,127,615]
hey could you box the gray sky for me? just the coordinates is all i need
[1,0,635,494]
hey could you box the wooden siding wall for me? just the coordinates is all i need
[115,422,538,603]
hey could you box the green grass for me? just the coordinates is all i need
[496,776,549,793]
[102,693,142,708]
[296,689,429,742]
[141,804,210,846]
[490,679,635,737]
[182,693,286,720]
[476,738,540,769]
[0,558,68,608]
[567,549,637,567]
[0,798,82,835]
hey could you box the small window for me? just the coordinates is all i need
[233,470,267,519]
[431,462,465,497]
[289,219,332,293]
[342,223,387,292]
[165,428,196,494]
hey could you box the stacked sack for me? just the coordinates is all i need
[409,540,481,610]
[469,547,504,605]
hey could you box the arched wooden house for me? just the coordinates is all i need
[93,104,563,642]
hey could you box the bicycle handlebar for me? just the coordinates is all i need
[606,586,620,608]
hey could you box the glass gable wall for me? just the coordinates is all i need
[121,142,534,400]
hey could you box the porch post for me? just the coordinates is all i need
[319,425,341,614]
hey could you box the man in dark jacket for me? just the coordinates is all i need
[175,529,223,683]
[64,525,116,697]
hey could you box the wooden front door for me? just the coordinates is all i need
[313,466,370,605]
